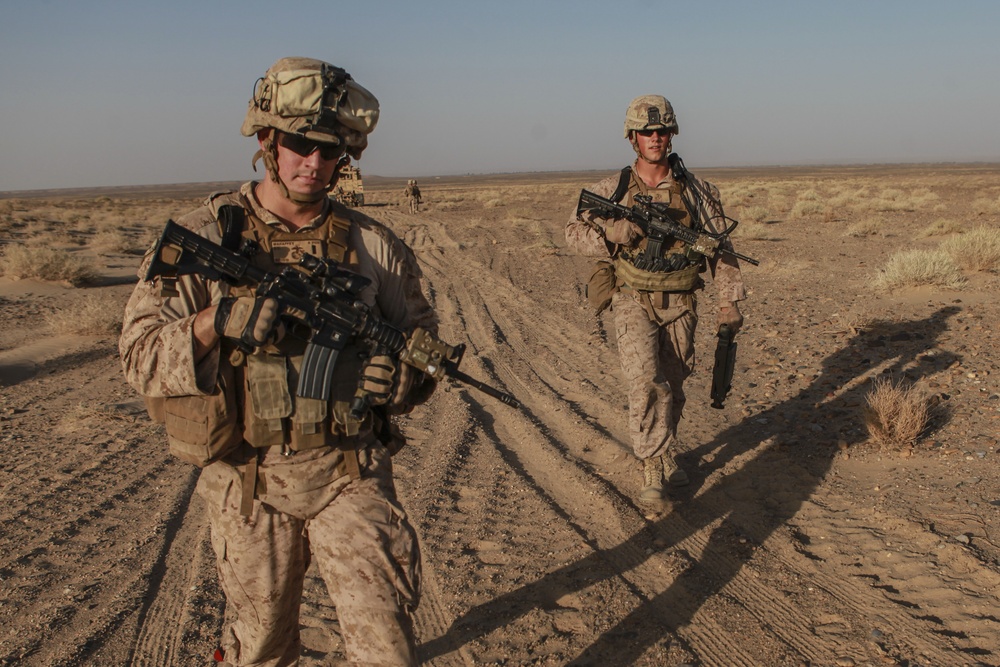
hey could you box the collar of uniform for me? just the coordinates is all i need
[631,160,677,191]
[240,181,331,231]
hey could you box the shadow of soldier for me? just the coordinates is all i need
[420,306,961,665]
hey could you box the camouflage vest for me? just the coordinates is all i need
[613,170,703,293]
[216,195,369,452]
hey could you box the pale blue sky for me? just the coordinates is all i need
[2,0,998,191]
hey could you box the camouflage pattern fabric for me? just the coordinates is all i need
[197,444,420,666]
[612,290,695,459]
[120,181,437,666]
[565,163,747,461]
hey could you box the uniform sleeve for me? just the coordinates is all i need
[564,174,620,259]
[695,177,748,303]
[353,219,438,337]
[119,213,224,397]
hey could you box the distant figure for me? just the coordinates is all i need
[120,57,438,666]
[565,95,748,512]
[404,179,422,213]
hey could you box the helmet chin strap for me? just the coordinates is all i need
[251,133,342,204]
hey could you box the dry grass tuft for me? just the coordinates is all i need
[870,249,966,292]
[45,293,125,335]
[0,245,99,286]
[939,225,1000,272]
[862,376,931,451]
[917,218,964,238]
[845,215,885,237]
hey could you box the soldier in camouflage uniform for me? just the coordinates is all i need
[120,57,437,666]
[403,180,421,214]
[565,95,747,510]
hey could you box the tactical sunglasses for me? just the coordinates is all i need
[276,131,343,161]
[635,128,672,137]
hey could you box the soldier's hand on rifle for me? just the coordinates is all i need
[718,302,744,334]
[360,355,416,411]
[604,218,643,246]
[214,296,285,347]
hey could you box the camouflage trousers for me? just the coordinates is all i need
[197,442,421,667]
[612,290,697,460]
[407,197,419,214]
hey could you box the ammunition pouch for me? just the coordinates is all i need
[613,256,703,293]
[143,360,242,468]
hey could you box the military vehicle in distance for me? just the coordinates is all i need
[333,164,365,207]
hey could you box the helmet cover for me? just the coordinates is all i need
[241,57,379,160]
[623,95,679,138]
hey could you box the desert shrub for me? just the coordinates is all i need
[0,245,99,285]
[910,188,940,207]
[862,376,931,450]
[917,218,964,238]
[870,248,965,292]
[741,205,770,223]
[732,221,772,240]
[844,216,885,237]
[25,230,81,246]
[972,198,1000,216]
[90,229,138,254]
[45,293,125,334]
[939,225,1000,272]
[790,199,824,218]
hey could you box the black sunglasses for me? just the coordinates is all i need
[636,128,672,137]
[276,131,343,161]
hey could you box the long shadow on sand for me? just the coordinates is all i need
[420,306,965,665]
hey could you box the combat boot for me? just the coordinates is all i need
[639,456,665,503]
[662,452,690,487]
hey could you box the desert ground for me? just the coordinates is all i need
[1,163,999,667]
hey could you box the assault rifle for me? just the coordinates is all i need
[710,324,737,409]
[576,190,759,267]
[145,219,521,415]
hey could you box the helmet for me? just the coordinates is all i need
[241,57,379,160]
[623,95,679,138]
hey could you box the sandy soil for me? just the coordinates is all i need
[1,164,999,666]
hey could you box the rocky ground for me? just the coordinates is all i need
[1,164,999,666]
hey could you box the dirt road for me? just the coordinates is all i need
[1,166,999,666]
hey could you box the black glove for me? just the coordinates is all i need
[214,296,284,347]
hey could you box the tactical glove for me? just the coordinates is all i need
[359,355,397,406]
[717,302,744,334]
[214,296,285,347]
[360,355,420,413]
[604,218,643,246]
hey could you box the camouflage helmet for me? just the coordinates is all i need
[623,95,679,138]
[241,57,379,160]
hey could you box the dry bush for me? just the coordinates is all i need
[733,221,776,241]
[972,198,1000,216]
[0,245,99,285]
[45,293,125,335]
[917,218,964,238]
[740,205,770,223]
[25,230,82,246]
[790,199,824,218]
[844,215,885,237]
[939,225,1000,272]
[862,376,931,451]
[870,248,966,292]
[90,229,139,254]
